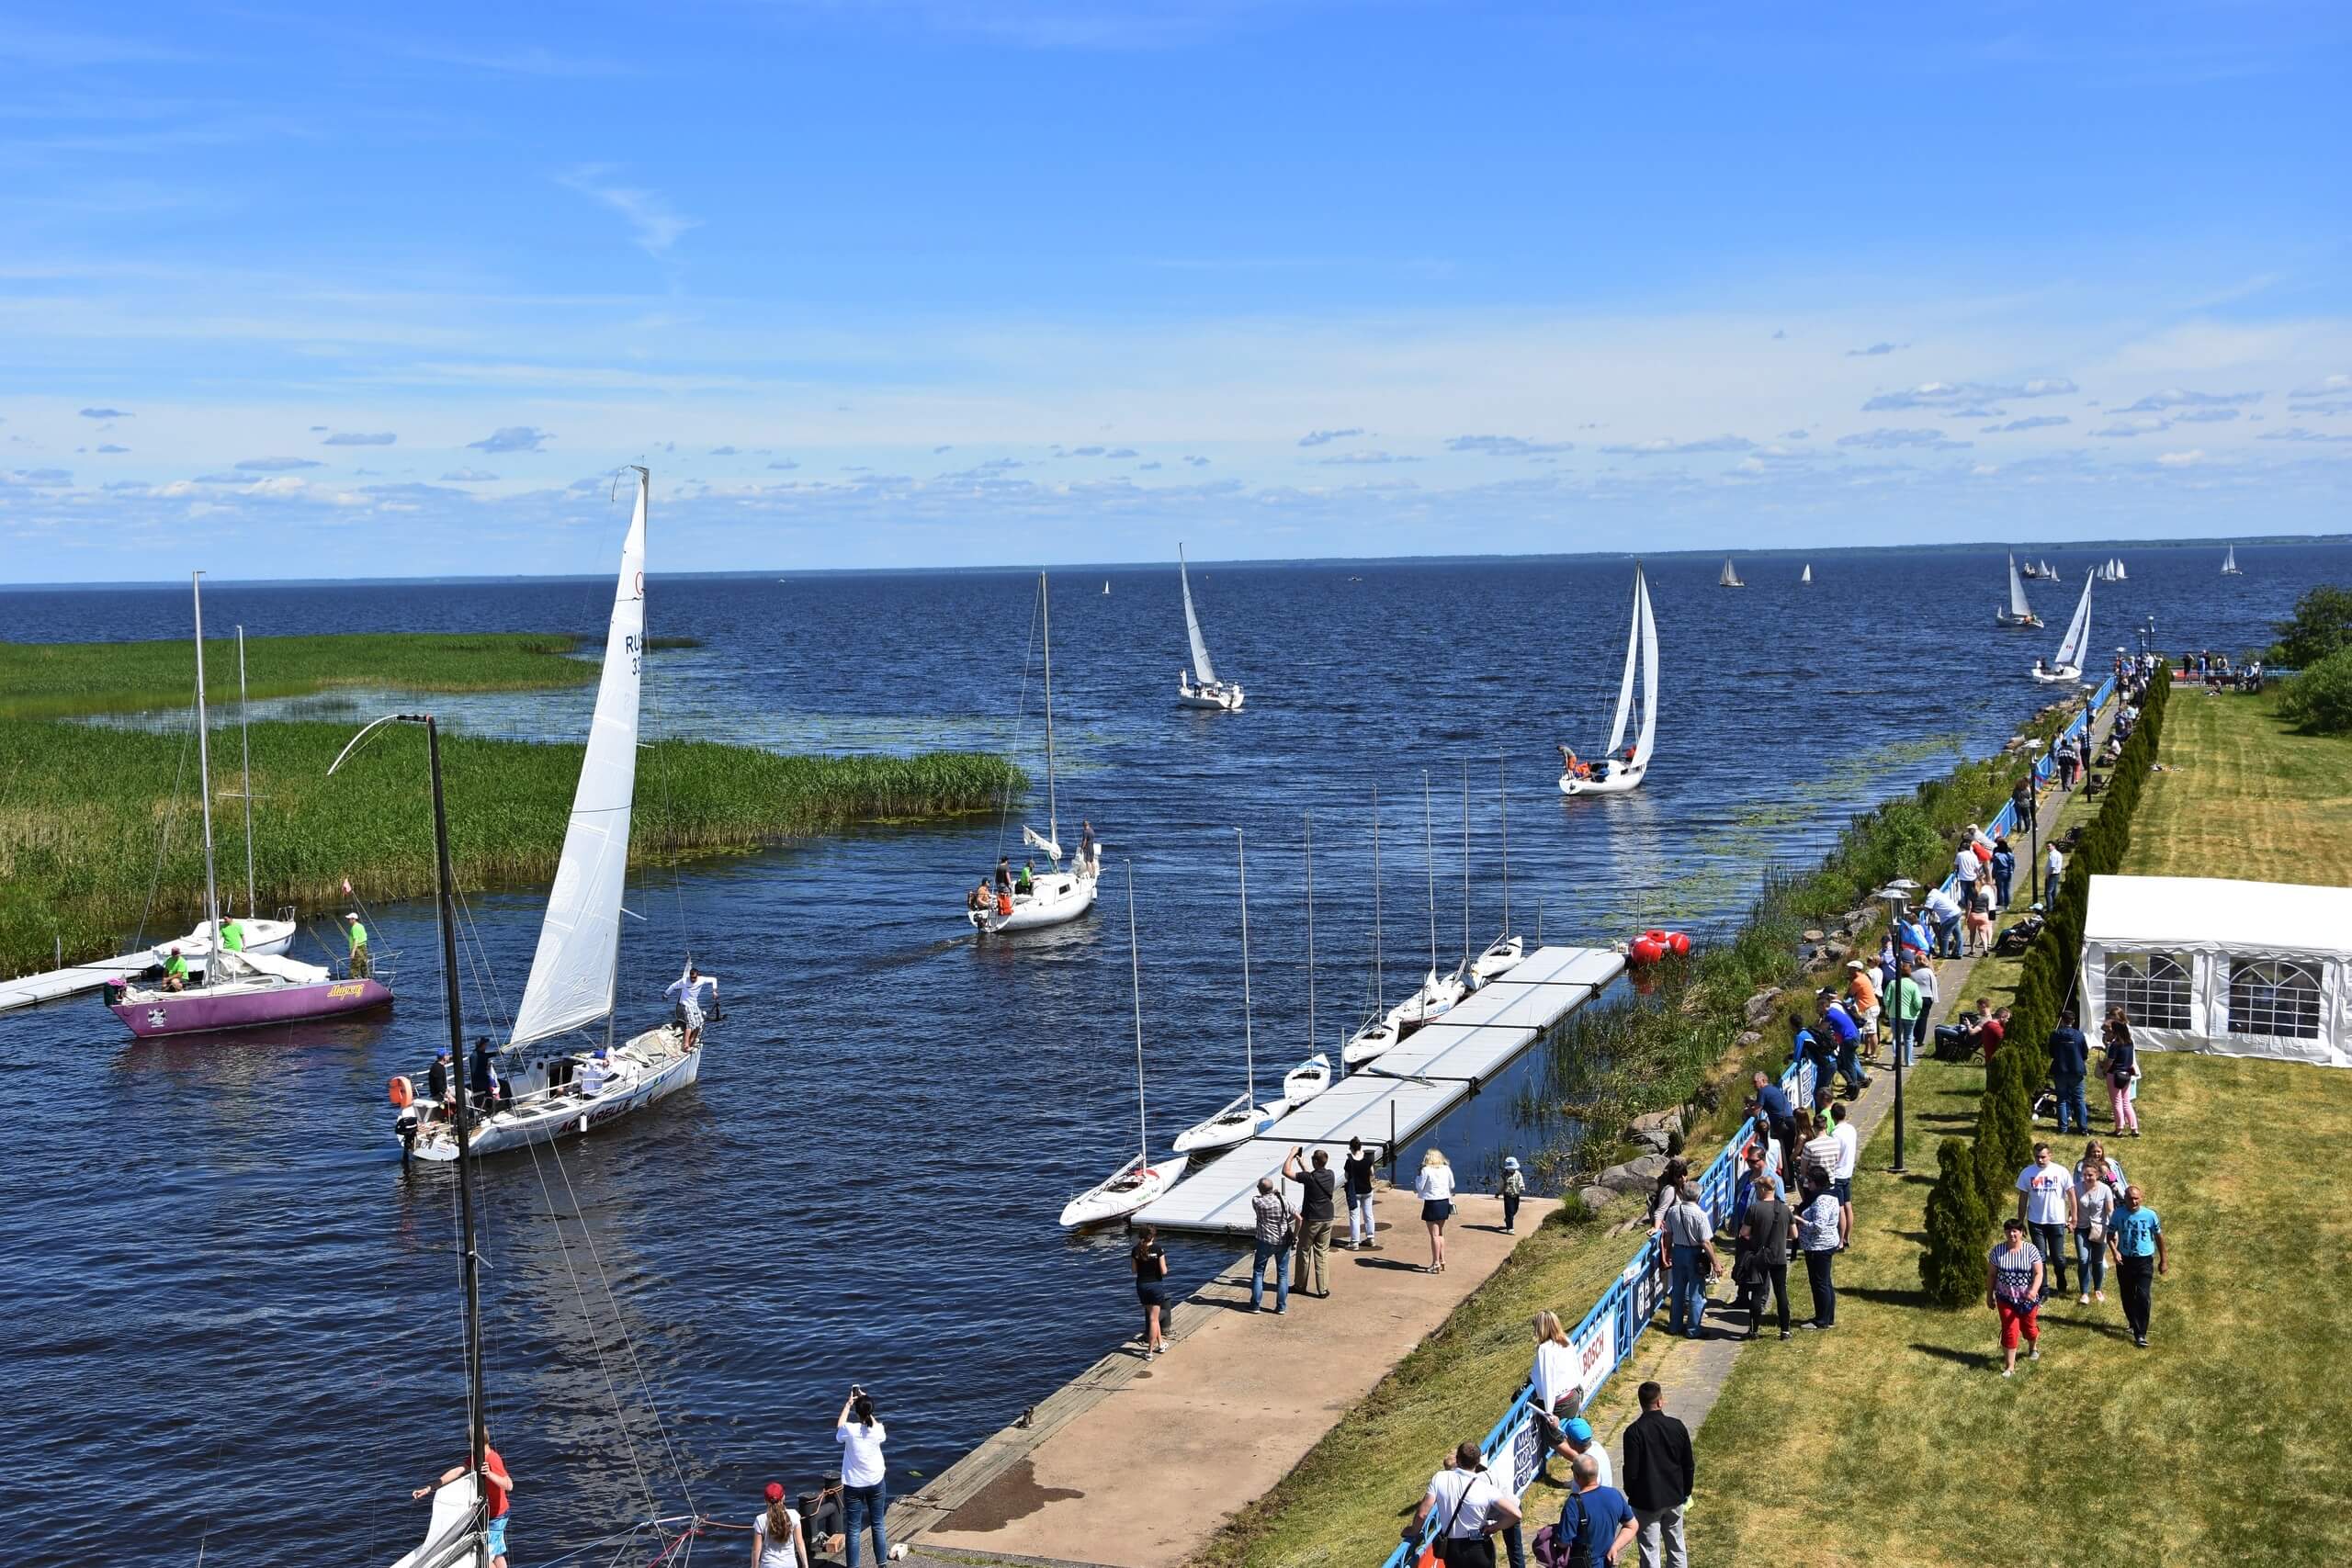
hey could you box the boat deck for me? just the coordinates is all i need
[1136,942,1624,1235]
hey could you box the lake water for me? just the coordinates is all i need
[0,540,2336,1565]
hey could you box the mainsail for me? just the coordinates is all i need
[1718,558,1742,587]
[2007,554,2034,619]
[2052,571,2095,671]
[507,469,647,1049]
[1600,566,1659,766]
[1178,544,1217,686]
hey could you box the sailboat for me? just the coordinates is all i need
[107,574,391,1039]
[1996,553,2042,628]
[2041,558,2055,579]
[1717,557,1745,589]
[2019,558,2045,580]
[1471,753,1523,982]
[1175,544,1244,710]
[1341,786,1400,1067]
[1059,869,1190,1227]
[2031,570,2095,683]
[1390,775,1464,1038]
[2221,547,2242,576]
[1280,812,1332,1108]
[2114,558,2128,581]
[1173,830,1280,1154]
[1560,564,1659,796]
[1103,580,1111,594]
[1800,564,1813,585]
[970,573,1101,932]
[382,468,705,1162]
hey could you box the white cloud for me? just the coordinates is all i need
[322,431,396,446]
[1862,377,2075,412]
[234,456,322,470]
[1599,434,1756,457]
[1447,434,1573,457]
[468,425,552,453]
[558,165,700,256]
[2113,388,2260,413]
[2155,448,2206,467]
[1297,427,1363,447]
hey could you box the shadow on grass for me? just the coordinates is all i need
[1909,1340,1996,1371]
[1843,1283,1934,1309]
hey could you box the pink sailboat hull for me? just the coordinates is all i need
[110,977,393,1038]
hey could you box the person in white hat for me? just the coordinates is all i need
[1498,1156,1527,1232]
[341,912,370,979]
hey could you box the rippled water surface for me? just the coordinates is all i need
[0,541,2337,1565]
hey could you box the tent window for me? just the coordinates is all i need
[2226,958,2323,1040]
[2105,952,2191,1031]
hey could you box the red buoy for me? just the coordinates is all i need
[1629,935,1667,964]
[1666,931,1693,957]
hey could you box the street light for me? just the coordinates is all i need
[1874,877,1922,1173]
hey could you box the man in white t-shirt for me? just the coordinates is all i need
[1828,1102,1860,1244]
[1413,1442,1519,1560]
[1953,842,1981,894]
[2015,1144,2079,1303]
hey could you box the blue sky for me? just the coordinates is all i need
[3,2,2347,581]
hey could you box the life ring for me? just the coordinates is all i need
[388,1075,414,1108]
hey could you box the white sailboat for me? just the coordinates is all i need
[2031,570,2095,683]
[1391,775,1464,1038]
[1059,869,1191,1228]
[2221,547,2242,576]
[1472,752,1523,982]
[1717,557,1745,589]
[1341,786,1399,1067]
[388,468,705,1162]
[1561,564,1659,796]
[1175,544,1244,710]
[1174,830,1281,1154]
[2114,557,2128,581]
[2041,558,2055,579]
[1280,811,1332,1108]
[1996,553,2043,627]
[1800,563,1813,585]
[970,573,1101,933]
[1103,580,1111,594]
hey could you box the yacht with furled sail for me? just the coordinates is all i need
[378,468,706,1161]
[969,572,1101,933]
[1175,544,1244,710]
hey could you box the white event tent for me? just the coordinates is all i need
[2081,875,2352,1069]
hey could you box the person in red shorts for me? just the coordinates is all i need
[1986,1218,2045,1377]
[414,1435,514,1567]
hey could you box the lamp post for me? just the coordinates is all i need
[2024,739,2046,907]
[1875,878,1921,1172]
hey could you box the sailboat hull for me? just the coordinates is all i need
[1559,761,1647,795]
[2029,667,2084,684]
[1994,613,2043,628]
[1060,1153,1188,1228]
[398,1024,701,1160]
[1178,681,1245,710]
[970,869,1100,932]
[112,975,391,1037]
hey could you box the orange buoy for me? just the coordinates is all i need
[1629,936,1666,965]
[1666,931,1693,957]
[388,1075,414,1109]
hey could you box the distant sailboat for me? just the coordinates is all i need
[2020,558,2045,580]
[1718,557,1745,589]
[1800,564,1813,585]
[2041,558,2055,578]
[1561,565,1659,796]
[2221,547,2242,576]
[2114,557,2128,581]
[1175,544,1244,710]
[2031,570,2095,683]
[1996,553,2043,628]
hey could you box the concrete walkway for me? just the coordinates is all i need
[1584,691,2116,1455]
[893,1185,1556,1568]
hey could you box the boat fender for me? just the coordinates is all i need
[1644,929,1669,945]
[1666,931,1693,958]
[1629,936,1667,965]
[388,1075,414,1109]
[997,893,1013,917]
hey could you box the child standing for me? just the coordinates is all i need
[1498,1156,1527,1232]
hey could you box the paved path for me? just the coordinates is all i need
[1585,690,2116,1456]
[892,1186,1556,1568]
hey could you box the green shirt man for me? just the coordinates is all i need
[1017,861,1035,895]
[343,914,370,977]
[220,919,245,953]
[163,949,190,987]
[1894,974,1925,1021]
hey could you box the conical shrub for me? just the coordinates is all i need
[1920,1137,1990,1308]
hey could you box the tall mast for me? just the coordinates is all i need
[1460,759,1471,971]
[189,574,221,945]
[1039,572,1058,852]
[236,626,256,919]
[1498,751,1510,938]
[1304,812,1316,1055]
[1423,772,1436,977]
[1238,829,1254,1103]
[1371,785,1384,1012]
[1128,867,1146,1167]
[425,718,491,1568]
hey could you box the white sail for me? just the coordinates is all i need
[1718,557,1741,587]
[1178,544,1217,686]
[1800,564,1812,584]
[1630,568,1660,768]
[1601,569,1642,757]
[508,470,647,1049]
[2052,571,2095,670]
[2007,554,2033,619]
[2221,547,2238,574]
[1022,823,1064,863]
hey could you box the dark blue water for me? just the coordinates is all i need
[0,541,2336,1565]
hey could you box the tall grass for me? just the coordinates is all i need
[0,633,598,720]
[0,718,1022,977]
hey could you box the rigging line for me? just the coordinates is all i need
[991,581,1043,865]
[130,700,199,953]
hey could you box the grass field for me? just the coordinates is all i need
[2125,685,2352,885]
[1680,1051,2352,1567]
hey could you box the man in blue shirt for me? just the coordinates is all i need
[2045,1010,2091,1134]
[1556,1451,1637,1568]
[2110,1185,2168,1348]
[1751,1071,1795,1189]
[1817,992,1869,1097]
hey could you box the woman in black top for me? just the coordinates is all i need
[2102,1006,2141,1137]
[1132,1224,1172,1358]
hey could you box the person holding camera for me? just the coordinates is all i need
[834,1387,894,1566]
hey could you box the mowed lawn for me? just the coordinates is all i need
[2125,686,2352,885]
[1688,1051,2352,1567]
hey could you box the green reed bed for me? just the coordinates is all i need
[0,632,599,720]
[0,718,1021,977]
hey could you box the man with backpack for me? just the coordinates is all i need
[1542,1452,1634,1568]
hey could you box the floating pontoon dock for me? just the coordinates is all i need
[0,953,165,1014]
[1136,942,1624,1235]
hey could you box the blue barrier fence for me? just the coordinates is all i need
[1379,678,2115,1568]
